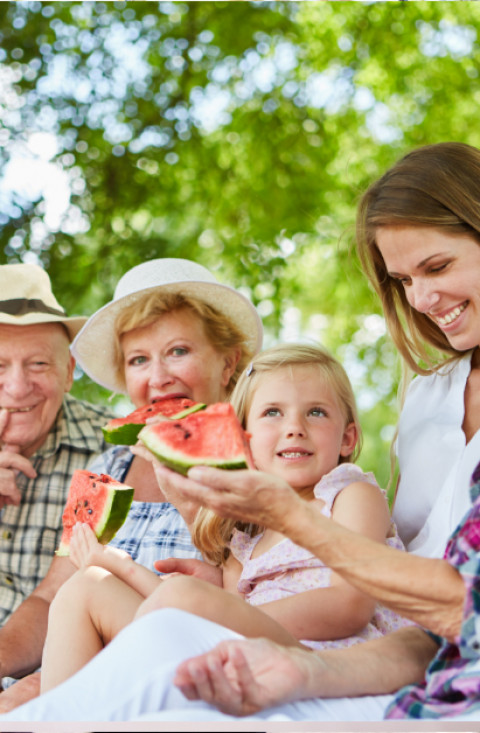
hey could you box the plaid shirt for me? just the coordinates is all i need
[0,394,112,624]
[90,445,202,570]
[386,460,480,719]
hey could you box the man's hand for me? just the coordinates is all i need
[0,672,41,712]
[174,638,315,716]
[154,558,223,586]
[0,410,37,508]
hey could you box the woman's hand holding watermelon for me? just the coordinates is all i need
[151,462,304,536]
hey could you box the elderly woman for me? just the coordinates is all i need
[0,257,262,710]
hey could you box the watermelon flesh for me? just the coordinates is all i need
[56,470,134,556]
[102,396,206,445]
[138,402,253,476]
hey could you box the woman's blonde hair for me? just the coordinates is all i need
[192,342,362,565]
[356,141,480,376]
[112,291,253,394]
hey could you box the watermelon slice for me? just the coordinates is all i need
[102,396,206,445]
[56,470,134,556]
[138,402,253,476]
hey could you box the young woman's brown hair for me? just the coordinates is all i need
[356,142,480,374]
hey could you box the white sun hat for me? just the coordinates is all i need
[0,263,86,341]
[71,258,263,393]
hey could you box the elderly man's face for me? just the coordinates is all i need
[0,323,75,457]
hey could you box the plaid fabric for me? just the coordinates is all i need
[386,460,480,719]
[0,394,112,623]
[90,445,202,569]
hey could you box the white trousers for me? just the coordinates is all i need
[0,608,394,722]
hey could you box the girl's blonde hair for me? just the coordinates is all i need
[356,141,480,376]
[192,342,362,565]
[112,291,253,394]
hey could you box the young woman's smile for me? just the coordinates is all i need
[376,226,480,352]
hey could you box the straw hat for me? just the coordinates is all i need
[0,263,86,342]
[71,258,263,393]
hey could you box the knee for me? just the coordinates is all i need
[49,566,110,619]
[135,575,206,620]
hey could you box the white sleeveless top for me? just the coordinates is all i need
[393,351,480,558]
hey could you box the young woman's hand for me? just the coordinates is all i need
[174,637,315,716]
[148,464,303,534]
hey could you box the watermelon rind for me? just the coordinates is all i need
[102,422,149,446]
[102,402,206,445]
[138,403,250,476]
[139,425,248,476]
[56,475,134,556]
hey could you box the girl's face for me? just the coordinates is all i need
[245,365,357,499]
[121,309,238,408]
[377,225,480,353]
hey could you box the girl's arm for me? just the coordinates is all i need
[256,481,390,641]
[220,552,244,595]
[70,523,162,598]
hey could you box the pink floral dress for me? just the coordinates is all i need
[229,463,413,650]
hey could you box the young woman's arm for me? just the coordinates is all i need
[174,626,439,716]
[287,497,465,641]
[131,486,391,649]
[153,464,465,641]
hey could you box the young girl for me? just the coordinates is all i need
[40,343,411,693]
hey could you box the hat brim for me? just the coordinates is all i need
[0,313,87,343]
[71,281,263,393]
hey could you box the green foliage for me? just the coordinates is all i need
[1,0,478,489]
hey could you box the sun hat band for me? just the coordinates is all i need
[71,258,263,394]
[0,298,66,318]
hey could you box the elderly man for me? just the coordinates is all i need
[0,263,111,621]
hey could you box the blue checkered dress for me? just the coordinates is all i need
[89,445,202,570]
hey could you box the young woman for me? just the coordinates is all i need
[355,142,480,558]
